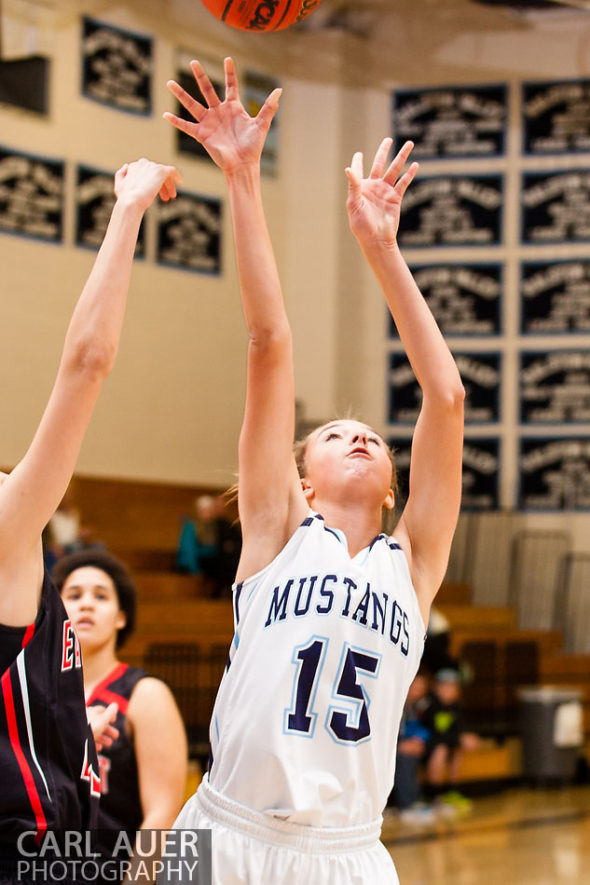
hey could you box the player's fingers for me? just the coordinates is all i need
[190,59,221,107]
[163,112,201,141]
[344,166,358,189]
[96,729,118,751]
[256,88,282,129]
[113,163,128,194]
[345,154,363,205]
[383,140,414,185]
[159,164,182,186]
[160,176,178,202]
[394,161,419,199]
[104,701,119,723]
[224,56,240,101]
[164,166,183,198]
[369,137,392,179]
[345,170,361,208]
[166,79,207,121]
[349,151,364,182]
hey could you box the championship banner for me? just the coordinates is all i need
[462,438,500,510]
[521,259,590,333]
[521,170,590,243]
[520,351,590,424]
[455,352,501,423]
[398,174,503,247]
[157,191,221,274]
[76,165,145,255]
[388,351,501,424]
[522,79,590,154]
[392,84,507,158]
[393,263,502,336]
[82,17,152,114]
[520,437,590,510]
[0,146,63,242]
[388,435,499,511]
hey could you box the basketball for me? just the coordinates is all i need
[199,0,324,32]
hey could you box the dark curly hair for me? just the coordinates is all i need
[53,548,137,650]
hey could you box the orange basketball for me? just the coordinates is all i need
[199,0,324,32]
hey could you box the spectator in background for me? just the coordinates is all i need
[421,667,480,816]
[176,494,241,598]
[176,496,215,577]
[201,495,241,598]
[388,670,434,825]
[423,605,455,675]
[43,480,100,573]
[55,549,188,857]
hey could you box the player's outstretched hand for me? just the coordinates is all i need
[114,158,182,213]
[164,56,281,174]
[345,139,418,249]
[88,702,120,752]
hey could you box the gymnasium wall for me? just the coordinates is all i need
[1,1,590,550]
[0,0,346,488]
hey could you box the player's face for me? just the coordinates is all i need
[303,420,394,508]
[61,566,125,653]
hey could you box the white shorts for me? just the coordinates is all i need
[168,774,399,885]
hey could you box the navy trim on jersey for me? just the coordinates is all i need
[306,512,387,554]
[233,582,243,626]
[323,526,343,544]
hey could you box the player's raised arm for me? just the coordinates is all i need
[346,139,464,622]
[165,58,308,580]
[0,159,181,625]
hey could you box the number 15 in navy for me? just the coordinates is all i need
[284,637,381,744]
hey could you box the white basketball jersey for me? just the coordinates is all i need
[208,512,425,828]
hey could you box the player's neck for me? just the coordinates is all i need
[314,499,383,557]
[81,643,119,696]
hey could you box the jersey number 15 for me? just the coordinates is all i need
[284,637,381,744]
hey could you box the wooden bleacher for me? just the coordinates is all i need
[63,473,224,570]
[123,599,234,668]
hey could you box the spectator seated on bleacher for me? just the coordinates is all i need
[421,667,480,817]
[423,605,455,674]
[43,482,101,573]
[388,671,435,825]
[176,494,241,598]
